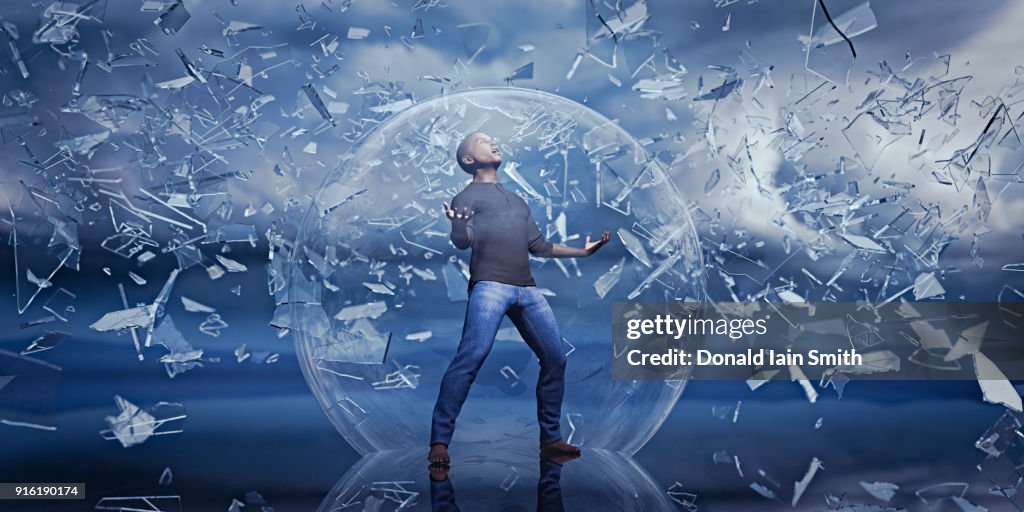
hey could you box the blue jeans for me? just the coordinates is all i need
[430,281,567,446]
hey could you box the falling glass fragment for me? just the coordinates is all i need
[100,395,186,448]
[860,481,899,501]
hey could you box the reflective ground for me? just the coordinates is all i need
[0,328,1008,511]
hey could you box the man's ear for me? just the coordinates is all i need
[461,154,473,166]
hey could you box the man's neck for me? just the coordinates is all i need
[472,168,499,183]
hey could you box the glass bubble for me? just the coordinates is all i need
[287,87,706,454]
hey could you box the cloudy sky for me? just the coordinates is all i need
[0,0,1021,303]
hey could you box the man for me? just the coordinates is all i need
[428,131,612,465]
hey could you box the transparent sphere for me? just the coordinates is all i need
[288,87,705,455]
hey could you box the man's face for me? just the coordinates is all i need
[461,132,502,170]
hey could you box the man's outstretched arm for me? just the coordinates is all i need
[549,231,612,258]
[528,211,611,258]
[550,243,589,258]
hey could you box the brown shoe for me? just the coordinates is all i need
[428,462,450,481]
[428,443,450,465]
[540,439,581,460]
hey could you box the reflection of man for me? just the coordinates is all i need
[427,131,611,465]
[429,454,568,512]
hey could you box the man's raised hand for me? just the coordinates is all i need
[583,230,612,256]
[442,202,473,223]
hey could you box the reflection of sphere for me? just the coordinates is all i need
[318,446,676,511]
[289,87,705,454]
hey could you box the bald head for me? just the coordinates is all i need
[455,131,501,175]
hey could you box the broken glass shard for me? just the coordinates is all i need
[223,20,262,37]
[363,282,395,295]
[42,288,76,322]
[302,83,336,127]
[750,482,781,501]
[618,228,651,267]
[371,362,420,390]
[507,62,534,82]
[457,23,491,62]
[405,330,432,342]
[94,495,182,512]
[974,351,1021,412]
[181,296,215,313]
[312,319,391,364]
[22,331,70,356]
[100,395,186,448]
[335,301,388,321]
[128,272,147,285]
[206,224,256,244]
[632,75,687,100]
[593,257,626,299]
[860,481,898,502]
[347,27,370,39]
[90,304,158,332]
[801,1,877,85]
[667,482,698,511]
[155,317,203,379]
[214,255,247,272]
[156,1,190,35]
[944,322,988,362]
[443,259,469,302]
[914,482,968,505]
[843,111,906,172]
[270,301,329,337]
[912,272,945,300]
[791,457,823,506]
[198,313,228,337]
[694,78,742,102]
[315,183,366,215]
[566,412,583,445]
[840,233,886,253]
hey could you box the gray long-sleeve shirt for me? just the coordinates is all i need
[449,182,553,290]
